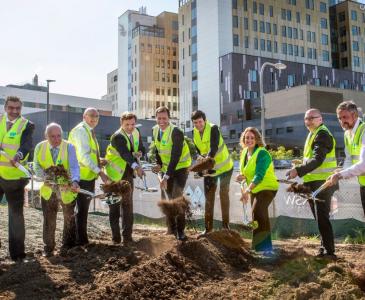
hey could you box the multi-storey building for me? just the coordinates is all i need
[330,0,365,72]
[118,8,180,120]
[179,0,365,149]
[102,69,118,115]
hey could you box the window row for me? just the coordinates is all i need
[155,88,179,97]
[139,44,177,56]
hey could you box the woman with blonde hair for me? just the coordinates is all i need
[236,127,278,254]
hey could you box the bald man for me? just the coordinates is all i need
[68,108,110,246]
[287,109,338,258]
[33,123,80,257]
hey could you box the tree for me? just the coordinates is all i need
[268,146,294,160]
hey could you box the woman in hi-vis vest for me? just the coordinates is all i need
[236,127,278,254]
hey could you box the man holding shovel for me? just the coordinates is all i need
[287,109,337,258]
[33,123,80,257]
[191,110,233,237]
[152,106,192,241]
[105,112,145,245]
[0,96,34,262]
[328,101,365,217]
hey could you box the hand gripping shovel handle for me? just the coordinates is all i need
[312,180,332,199]
[0,150,32,178]
[158,173,170,201]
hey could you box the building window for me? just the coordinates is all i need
[267,40,272,52]
[339,26,346,37]
[296,12,300,23]
[288,44,293,55]
[276,128,284,134]
[233,34,239,46]
[253,20,258,31]
[253,1,257,13]
[244,36,249,48]
[266,22,271,34]
[294,45,298,56]
[321,34,328,45]
[320,18,327,29]
[282,26,286,37]
[232,0,237,9]
[243,0,248,11]
[352,26,360,36]
[260,39,265,51]
[353,41,359,51]
[288,27,292,38]
[172,20,178,30]
[233,15,238,28]
[305,0,314,10]
[173,74,177,83]
[286,127,294,133]
[354,56,360,67]
[274,41,278,53]
[266,129,272,136]
[341,57,348,67]
[351,10,357,21]
[339,12,345,22]
[288,74,295,87]
[269,5,273,17]
[300,46,305,57]
[293,28,298,39]
[254,38,258,49]
[244,18,249,30]
[319,2,327,13]
[287,10,292,21]
[307,31,311,42]
[340,42,347,52]
[308,47,313,59]
[281,9,286,20]
[257,21,264,33]
[273,24,277,35]
[306,14,311,25]
[322,50,329,61]
[249,69,257,82]
[259,3,264,15]
[156,88,160,95]
[282,43,287,54]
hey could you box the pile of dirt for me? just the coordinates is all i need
[83,230,253,299]
[100,180,131,196]
[158,196,191,217]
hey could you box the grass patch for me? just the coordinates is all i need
[344,228,365,244]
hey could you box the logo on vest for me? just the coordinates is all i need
[9,132,16,138]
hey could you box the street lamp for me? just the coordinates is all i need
[46,79,56,124]
[259,62,286,141]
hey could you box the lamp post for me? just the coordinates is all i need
[46,79,56,124]
[259,62,286,141]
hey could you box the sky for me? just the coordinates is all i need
[1,1,365,100]
[0,0,178,99]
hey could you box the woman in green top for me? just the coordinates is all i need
[236,127,279,253]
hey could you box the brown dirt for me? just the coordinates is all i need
[0,207,364,299]
[158,196,191,218]
[189,157,215,173]
[287,182,312,194]
[100,180,131,196]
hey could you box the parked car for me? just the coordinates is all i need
[273,159,292,169]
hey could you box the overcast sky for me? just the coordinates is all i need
[0,0,178,99]
[1,0,365,99]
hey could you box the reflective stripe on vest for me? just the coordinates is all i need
[153,124,191,172]
[303,124,337,183]
[193,122,233,176]
[37,140,77,204]
[345,122,365,186]
[0,115,29,179]
[239,147,278,193]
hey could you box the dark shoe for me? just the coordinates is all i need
[177,231,187,241]
[122,237,134,246]
[323,253,337,260]
[59,247,69,257]
[316,247,325,257]
[112,240,121,246]
[42,251,54,258]
[197,229,212,239]
[222,224,231,231]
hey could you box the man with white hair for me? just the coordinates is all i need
[68,108,110,246]
[33,123,80,257]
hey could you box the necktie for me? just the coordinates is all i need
[51,148,58,164]
[129,134,134,151]
[158,130,162,142]
[6,121,12,131]
[91,129,101,168]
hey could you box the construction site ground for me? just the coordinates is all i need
[0,207,364,299]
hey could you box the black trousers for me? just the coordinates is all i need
[75,179,95,245]
[251,190,276,252]
[203,168,233,230]
[359,186,365,217]
[162,168,188,235]
[304,180,337,254]
[109,172,134,243]
[41,193,76,252]
[0,178,28,260]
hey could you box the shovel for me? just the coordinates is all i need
[310,180,331,223]
[0,150,32,178]
[136,175,158,192]
[158,173,170,200]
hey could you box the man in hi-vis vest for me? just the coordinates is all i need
[105,112,145,245]
[328,101,365,217]
[287,109,337,259]
[33,123,80,257]
[191,110,233,238]
[69,108,110,246]
[0,96,34,262]
[152,106,192,241]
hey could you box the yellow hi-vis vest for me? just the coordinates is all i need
[0,114,29,180]
[105,128,140,181]
[344,121,365,186]
[152,124,192,173]
[303,124,337,183]
[37,140,77,204]
[68,122,99,181]
[240,147,279,193]
[193,122,233,176]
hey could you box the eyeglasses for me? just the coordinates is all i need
[304,116,320,121]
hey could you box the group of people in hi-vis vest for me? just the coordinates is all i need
[1,95,364,262]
